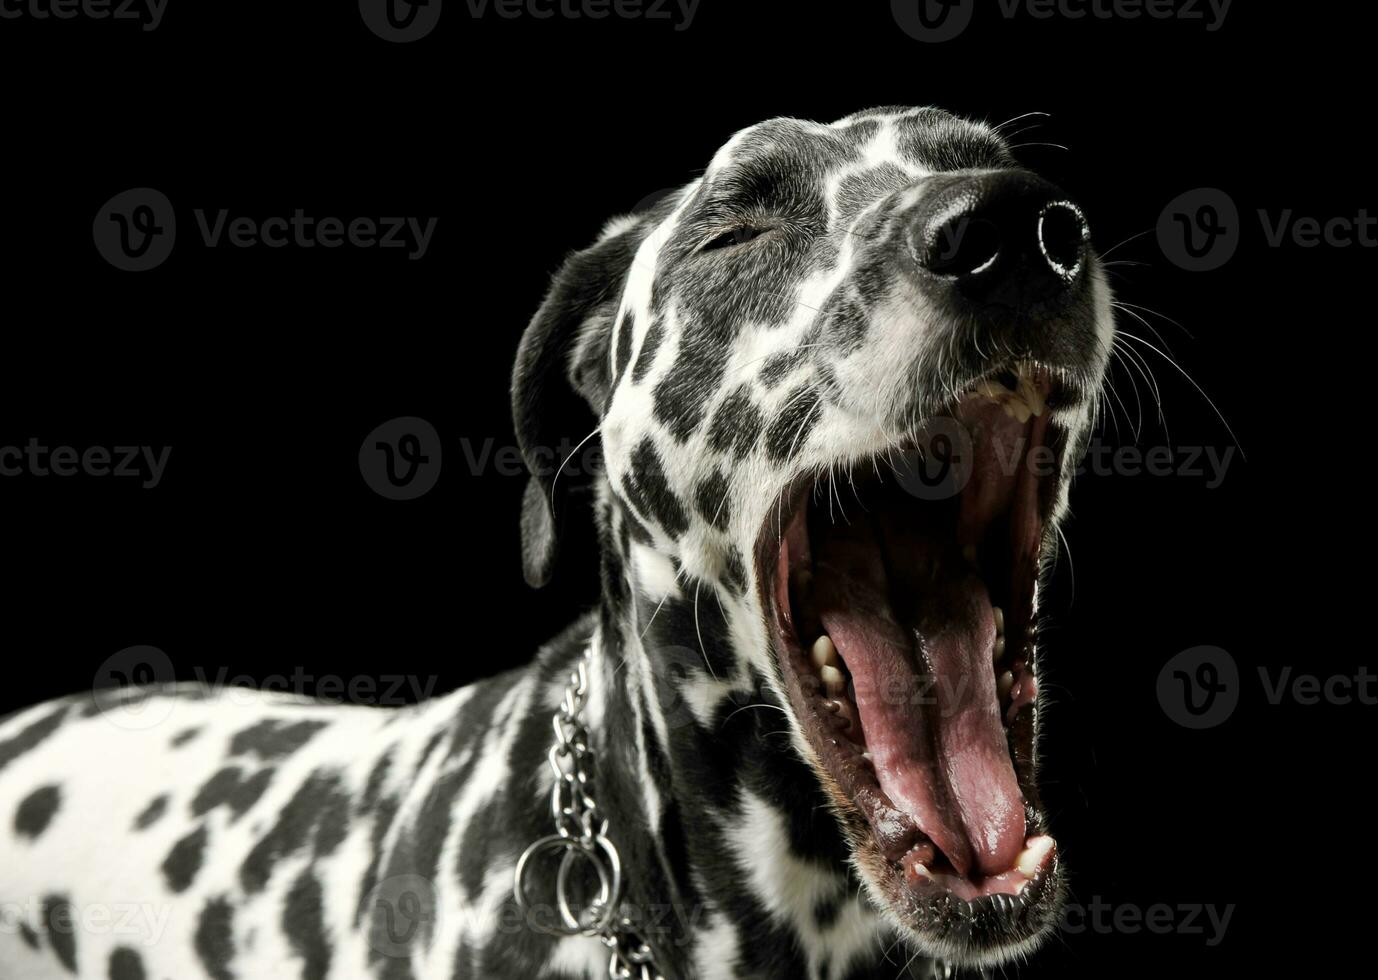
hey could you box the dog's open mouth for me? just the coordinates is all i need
[762,364,1070,954]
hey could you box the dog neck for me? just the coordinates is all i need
[567,511,941,979]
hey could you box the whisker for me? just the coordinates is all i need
[1098,228,1152,260]
[1118,331,1245,459]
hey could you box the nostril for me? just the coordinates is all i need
[1037,201,1089,280]
[922,214,1001,278]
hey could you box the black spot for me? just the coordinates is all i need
[41,895,77,973]
[413,729,446,775]
[0,706,68,775]
[162,824,209,893]
[229,719,328,760]
[759,351,802,389]
[170,726,202,748]
[641,592,738,680]
[813,893,843,930]
[622,505,654,545]
[707,386,764,459]
[133,794,169,830]
[195,897,235,980]
[722,548,748,594]
[612,310,635,391]
[621,438,689,537]
[452,939,475,977]
[284,870,330,980]
[240,770,343,894]
[765,386,823,461]
[406,769,466,942]
[895,108,1013,172]
[631,316,665,384]
[14,784,61,839]
[231,768,275,819]
[192,768,243,815]
[834,164,913,226]
[354,795,400,925]
[190,766,273,820]
[651,332,730,440]
[19,921,40,950]
[359,749,393,815]
[108,946,147,980]
[694,470,731,531]
[313,788,352,860]
[823,289,871,354]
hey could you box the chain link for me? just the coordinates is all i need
[515,646,667,980]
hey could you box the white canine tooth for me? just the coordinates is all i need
[810,635,839,671]
[1018,375,1046,418]
[993,606,1005,636]
[998,671,1014,700]
[976,379,1006,402]
[993,637,1006,663]
[1016,835,1055,877]
[820,664,846,697]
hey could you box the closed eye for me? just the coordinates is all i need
[699,225,771,252]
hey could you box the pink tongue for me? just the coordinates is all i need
[815,516,1025,879]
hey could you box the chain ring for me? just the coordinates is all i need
[513,646,666,979]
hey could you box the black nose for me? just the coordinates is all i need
[912,171,1089,303]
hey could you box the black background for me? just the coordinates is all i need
[0,1,1368,974]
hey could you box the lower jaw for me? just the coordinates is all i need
[773,597,1058,911]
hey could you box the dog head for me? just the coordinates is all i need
[513,107,1112,969]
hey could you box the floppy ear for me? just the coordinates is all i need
[511,219,645,588]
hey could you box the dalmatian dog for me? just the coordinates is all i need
[0,106,1112,979]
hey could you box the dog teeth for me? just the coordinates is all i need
[976,369,1046,421]
[997,671,1014,701]
[820,664,847,697]
[993,637,1005,663]
[810,635,839,671]
[1016,835,1055,877]
[993,606,1005,636]
[1018,374,1047,418]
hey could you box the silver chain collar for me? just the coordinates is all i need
[514,645,666,980]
